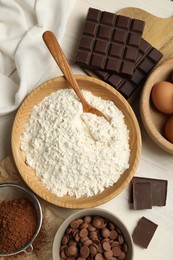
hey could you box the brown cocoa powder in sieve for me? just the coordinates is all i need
[0,198,37,254]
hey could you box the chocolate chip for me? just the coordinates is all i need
[62,235,69,245]
[110,229,118,240]
[119,251,126,259]
[79,228,88,238]
[92,217,103,228]
[84,216,92,223]
[89,244,97,255]
[70,220,80,229]
[80,245,90,257]
[83,239,93,246]
[104,250,113,259]
[101,228,110,238]
[102,241,111,251]
[112,246,122,257]
[95,253,104,260]
[67,246,78,256]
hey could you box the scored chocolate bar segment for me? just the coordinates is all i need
[132,177,168,206]
[132,217,158,248]
[93,38,163,99]
[76,7,145,76]
[133,182,152,210]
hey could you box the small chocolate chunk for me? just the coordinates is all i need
[133,182,152,209]
[132,217,158,248]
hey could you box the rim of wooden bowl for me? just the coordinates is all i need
[140,58,173,154]
[12,75,141,208]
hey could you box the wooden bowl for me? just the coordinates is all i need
[140,58,173,154]
[12,75,141,208]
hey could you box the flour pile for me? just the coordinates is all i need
[20,89,130,198]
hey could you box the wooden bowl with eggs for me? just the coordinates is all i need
[12,75,141,208]
[140,58,173,154]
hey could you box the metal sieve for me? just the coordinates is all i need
[0,182,43,257]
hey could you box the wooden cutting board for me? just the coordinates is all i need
[86,8,173,103]
[116,7,173,61]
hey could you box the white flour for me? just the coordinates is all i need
[20,89,130,198]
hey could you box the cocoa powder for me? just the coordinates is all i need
[0,198,37,254]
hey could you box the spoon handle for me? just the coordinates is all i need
[42,31,90,111]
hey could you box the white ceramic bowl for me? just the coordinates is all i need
[52,208,134,260]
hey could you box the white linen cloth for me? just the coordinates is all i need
[0,0,76,115]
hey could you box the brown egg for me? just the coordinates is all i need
[151,81,173,114]
[165,115,173,143]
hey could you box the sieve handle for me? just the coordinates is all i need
[24,244,33,254]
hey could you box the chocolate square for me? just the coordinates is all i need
[76,7,145,76]
[133,182,152,210]
[132,177,168,206]
[132,217,158,248]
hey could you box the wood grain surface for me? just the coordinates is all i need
[11,75,141,208]
[117,7,173,61]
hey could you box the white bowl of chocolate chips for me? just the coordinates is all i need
[52,208,134,260]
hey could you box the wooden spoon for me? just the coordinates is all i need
[42,31,108,121]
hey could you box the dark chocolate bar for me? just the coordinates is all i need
[93,38,163,99]
[131,177,168,206]
[132,217,158,248]
[76,7,145,76]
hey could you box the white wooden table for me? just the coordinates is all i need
[0,1,173,259]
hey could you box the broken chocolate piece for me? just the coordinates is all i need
[76,7,145,76]
[132,217,158,248]
[133,182,152,210]
[132,177,168,206]
[93,38,163,99]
